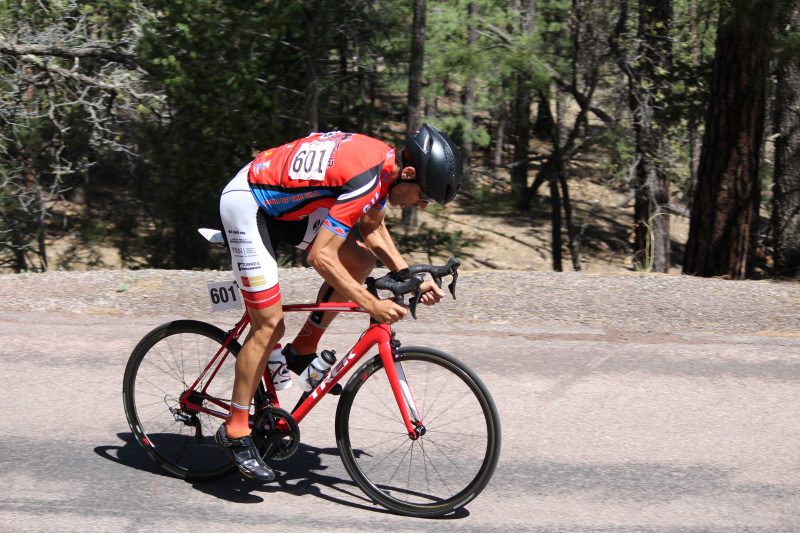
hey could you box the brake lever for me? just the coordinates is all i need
[374,274,424,320]
[448,272,458,300]
[408,285,422,319]
[398,275,424,319]
[446,257,460,299]
[391,282,423,319]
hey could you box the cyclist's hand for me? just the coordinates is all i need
[370,299,408,324]
[419,280,445,306]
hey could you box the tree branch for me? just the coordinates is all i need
[21,54,119,95]
[0,39,141,70]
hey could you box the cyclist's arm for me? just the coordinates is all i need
[359,207,443,305]
[359,206,409,272]
[308,226,406,321]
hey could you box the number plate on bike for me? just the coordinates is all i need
[207,280,242,312]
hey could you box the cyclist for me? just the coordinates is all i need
[215,124,463,481]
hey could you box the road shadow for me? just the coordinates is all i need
[94,432,468,519]
[94,432,168,478]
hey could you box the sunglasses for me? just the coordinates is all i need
[405,178,433,203]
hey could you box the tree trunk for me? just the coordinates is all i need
[303,1,323,133]
[512,72,532,210]
[772,3,800,277]
[684,0,775,278]
[684,0,702,209]
[461,1,477,184]
[511,0,536,211]
[529,88,580,271]
[548,160,563,272]
[631,0,673,272]
[357,52,375,132]
[492,105,507,168]
[337,32,350,129]
[406,0,426,135]
[559,167,580,271]
[533,91,554,140]
[403,0,427,227]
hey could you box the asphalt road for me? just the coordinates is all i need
[1,296,798,532]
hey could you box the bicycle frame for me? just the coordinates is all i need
[180,302,424,439]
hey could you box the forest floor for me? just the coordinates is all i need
[41,173,689,275]
[389,175,689,274]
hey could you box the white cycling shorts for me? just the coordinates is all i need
[219,164,326,310]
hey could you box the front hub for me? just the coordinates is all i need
[409,425,426,440]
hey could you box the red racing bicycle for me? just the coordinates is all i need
[122,255,500,518]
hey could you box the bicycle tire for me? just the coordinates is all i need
[335,347,501,517]
[123,320,264,481]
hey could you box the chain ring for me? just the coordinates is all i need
[252,406,300,461]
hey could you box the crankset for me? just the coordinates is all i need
[252,406,300,461]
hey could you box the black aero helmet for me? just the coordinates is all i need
[401,123,463,204]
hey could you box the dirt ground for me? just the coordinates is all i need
[37,174,686,275]
[393,178,689,274]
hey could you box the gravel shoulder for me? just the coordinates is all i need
[0,268,797,339]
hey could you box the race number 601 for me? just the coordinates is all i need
[288,139,334,181]
[207,280,242,312]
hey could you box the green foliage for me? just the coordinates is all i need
[0,0,792,275]
[0,0,152,270]
[459,180,516,215]
[132,0,416,268]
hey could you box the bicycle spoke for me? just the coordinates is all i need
[150,349,187,386]
[418,438,456,495]
[383,440,415,487]
[347,426,407,438]
[426,409,486,430]
[164,337,187,386]
[124,322,247,481]
[337,349,500,516]
[364,437,413,478]
[349,402,404,426]
[137,375,179,400]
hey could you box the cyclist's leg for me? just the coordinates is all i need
[290,231,375,356]
[218,165,285,481]
[220,165,287,434]
[229,302,285,433]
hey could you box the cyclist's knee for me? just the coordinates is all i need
[355,251,376,280]
[343,237,376,281]
[251,321,285,352]
[263,316,285,339]
[248,306,285,344]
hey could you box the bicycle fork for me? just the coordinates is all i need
[380,332,425,439]
[286,323,425,441]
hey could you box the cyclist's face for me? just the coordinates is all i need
[389,181,429,209]
[388,166,430,209]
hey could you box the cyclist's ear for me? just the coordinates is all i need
[399,166,417,181]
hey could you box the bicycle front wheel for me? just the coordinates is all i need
[335,347,501,517]
[123,320,250,481]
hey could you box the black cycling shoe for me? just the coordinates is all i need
[215,424,275,482]
[282,344,343,395]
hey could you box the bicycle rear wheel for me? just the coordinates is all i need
[335,347,501,517]
[123,320,258,481]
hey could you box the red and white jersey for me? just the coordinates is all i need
[247,131,396,237]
